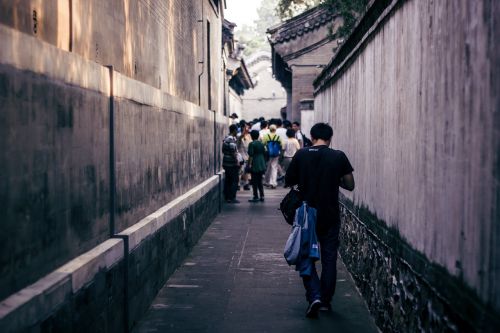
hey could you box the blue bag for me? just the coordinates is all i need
[266,134,281,158]
[284,221,301,265]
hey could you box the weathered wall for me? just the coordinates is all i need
[0,0,222,111]
[0,0,227,302]
[242,56,285,121]
[290,64,323,122]
[0,24,111,300]
[314,0,499,330]
[228,88,243,118]
[111,72,220,233]
[0,177,221,332]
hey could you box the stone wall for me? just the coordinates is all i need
[0,0,227,311]
[0,177,221,332]
[0,0,222,112]
[0,25,112,300]
[111,71,220,233]
[314,0,500,331]
[290,65,324,122]
[228,88,243,118]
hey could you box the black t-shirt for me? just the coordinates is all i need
[285,145,354,234]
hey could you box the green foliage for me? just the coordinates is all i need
[234,0,281,56]
[276,0,322,20]
[234,0,369,56]
[323,0,369,37]
[236,24,268,56]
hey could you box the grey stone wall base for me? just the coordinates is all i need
[339,200,499,333]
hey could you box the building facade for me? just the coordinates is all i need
[222,20,253,119]
[268,6,342,123]
[241,51,286,122]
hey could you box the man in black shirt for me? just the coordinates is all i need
[285,122,355,318]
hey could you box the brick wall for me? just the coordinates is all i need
[290,66,323,122]
[0,0,226,304]
[0,0,222,111]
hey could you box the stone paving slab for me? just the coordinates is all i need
[133,187,379,333]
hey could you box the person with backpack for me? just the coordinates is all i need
[292,121,313,148]
[262,124,282,189]
[285,123,355,318]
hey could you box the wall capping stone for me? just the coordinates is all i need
[56,239,124,293]
[0,272,71,332]
[114,71,209,120]
[0,238,123,332]
[118,175,220,251]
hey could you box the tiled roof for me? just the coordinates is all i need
[267,6,335,45]
[246,51,272,68]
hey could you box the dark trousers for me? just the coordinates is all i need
[250,171,264,198]
[302,224,340,304]
[223,166,240,201]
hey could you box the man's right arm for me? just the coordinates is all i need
[340,173,355,191]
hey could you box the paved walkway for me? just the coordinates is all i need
[133,187,378,333]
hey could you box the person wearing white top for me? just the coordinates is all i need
[275,119,288,180]
[283,128,301,172]
[251,121,261,131]
[262,125,282,188]
[293,121,304,148]
[275,121,288,145]
[259,120,270,141]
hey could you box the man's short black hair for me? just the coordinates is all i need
[260,120,268,128]
[292,121,300,127]
[310,123,333,141]
[250,130,260,140]
[276,119,283,127]
[229,124,238,133]
[283,120,292,128]
[286,129,295,138]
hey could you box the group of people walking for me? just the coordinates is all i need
[222,116,307,204]
[223,117,356,320]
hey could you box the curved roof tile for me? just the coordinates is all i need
[268,6,336,45]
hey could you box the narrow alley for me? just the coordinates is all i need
[0,0,498,332]
[133,189,378,333]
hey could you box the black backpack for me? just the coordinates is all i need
[279,186,302,225]
[301,132,313,147]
